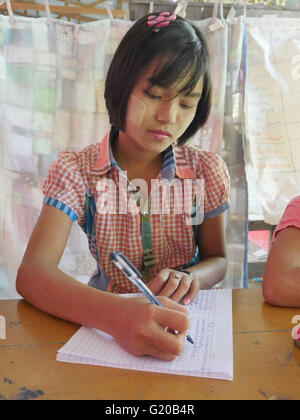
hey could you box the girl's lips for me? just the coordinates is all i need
[148,130,172,141]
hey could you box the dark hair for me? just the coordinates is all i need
[105,13,212,145]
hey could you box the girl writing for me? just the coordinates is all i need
[17,13,230,360]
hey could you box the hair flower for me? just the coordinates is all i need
[147,12,176,31]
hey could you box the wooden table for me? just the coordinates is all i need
[0,289,300,400]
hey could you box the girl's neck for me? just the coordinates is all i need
[112,131,163,172]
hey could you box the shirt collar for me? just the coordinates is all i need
[89,127,196,180]
[89,127,119,176]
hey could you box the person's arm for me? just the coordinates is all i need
[263,227,300,307]
[148,213,228,303]
[16,204,190,360]
[188,212,228,287]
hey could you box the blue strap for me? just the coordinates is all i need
[140,199,155,283]
[82,187,101,269]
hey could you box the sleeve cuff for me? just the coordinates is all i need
[204,200,230,220]
[271,222,300,246]
[43,196,78,222]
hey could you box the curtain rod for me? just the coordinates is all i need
[0,2,126,18]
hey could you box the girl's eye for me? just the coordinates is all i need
[144,90,161,99]
[180,103,195,109]
[144,89,196,109]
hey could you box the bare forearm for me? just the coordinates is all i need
[16,260,191,360]
[263,266,300,307]
[186,256,228,289]
[16,260,118,335]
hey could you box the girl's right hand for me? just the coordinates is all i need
[110,295,191,361]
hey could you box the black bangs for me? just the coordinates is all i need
[145,21,209,95]
[149,51,207,95]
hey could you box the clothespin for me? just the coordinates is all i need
[2,0,16,25]
[209,0,225,32]
[105,1,114,23]
[43,0,51,25]
[174,0,188,18]
[243,0,248,18]
[226,6,236,25]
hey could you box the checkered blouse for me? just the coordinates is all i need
[42,128,230,293]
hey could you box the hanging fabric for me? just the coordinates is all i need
[0,1,132,298]
[245,16,300,225]
[187,2,227,154]
[0,1,247,298]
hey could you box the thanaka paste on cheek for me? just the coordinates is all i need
[127,95,147,127]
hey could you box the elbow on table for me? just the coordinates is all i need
[262,269,291,307]
[263,279,279,306]
[16,263,35,300]
[16,264,27,298]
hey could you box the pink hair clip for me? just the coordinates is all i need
[147,12,176,31]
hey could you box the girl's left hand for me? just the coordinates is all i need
[147,268,200,305]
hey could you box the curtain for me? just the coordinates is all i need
[222,16,248,288]
[188,17,228,154]
[0,4,247,299]
[245,17,300,225]
[189,15,248,288]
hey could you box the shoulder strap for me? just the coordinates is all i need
[140,199,155,283]
[83,187,101,268]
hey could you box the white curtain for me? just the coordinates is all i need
[189,17,228,154]
[0,4,246,298]
[190,15,248,288]
[245,17,300,225]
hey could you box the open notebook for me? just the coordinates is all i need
[57,289,233,381]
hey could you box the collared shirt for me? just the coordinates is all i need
[42,128,230,293]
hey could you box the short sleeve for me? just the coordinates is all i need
[42,151,86,223]
[271,196,300,246]
[201,152,230,219]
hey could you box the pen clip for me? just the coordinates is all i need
[111,251,143,280]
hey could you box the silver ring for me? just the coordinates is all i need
[173,273,181,280]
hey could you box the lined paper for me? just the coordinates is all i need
[57,289,233,381]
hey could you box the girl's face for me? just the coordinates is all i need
[122,61,204,155]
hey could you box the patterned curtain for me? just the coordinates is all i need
[0,3,247,298]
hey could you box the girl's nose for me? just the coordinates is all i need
[155,100,177,124]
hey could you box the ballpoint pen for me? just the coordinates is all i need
[110,251,194,345]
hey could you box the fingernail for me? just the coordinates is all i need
[183,298,191,305]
